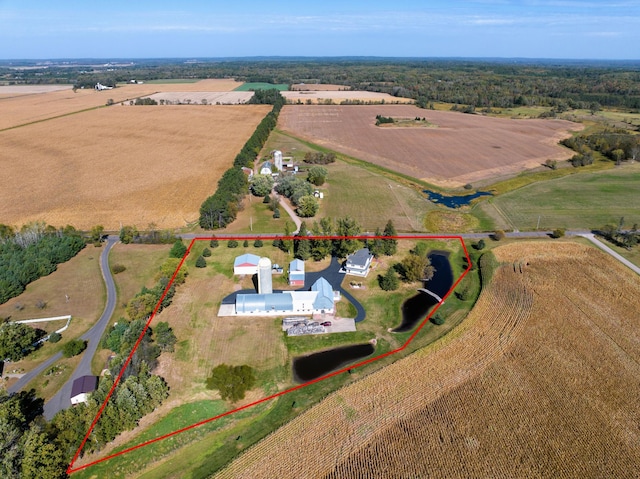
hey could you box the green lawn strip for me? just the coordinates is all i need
[234,83,289,91]
[72,400,233,479]
[491,163,640,230]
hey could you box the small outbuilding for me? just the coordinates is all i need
[345,248,374,277]
[70,375,98,405]
[289,259,305,286]
[233,253,261,275]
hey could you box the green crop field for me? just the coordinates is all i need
[234,82,289,91]
[491,163,640,230]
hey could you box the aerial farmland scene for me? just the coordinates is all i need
[1,1,640,478]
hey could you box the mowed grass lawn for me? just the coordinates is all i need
[493,163,640,230]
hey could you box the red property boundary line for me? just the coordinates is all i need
[68,234,471,474]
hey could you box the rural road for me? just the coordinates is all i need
[32,235,118,420]
[42,235,118,419]
[8,236,118,419]
[579,233,640,276]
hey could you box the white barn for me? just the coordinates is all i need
[233,253,261,275]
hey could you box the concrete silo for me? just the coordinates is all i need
[273,150,283,171]
[257,257,273,294]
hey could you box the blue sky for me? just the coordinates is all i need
[0,0,638,59]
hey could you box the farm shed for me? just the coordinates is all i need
[344,248,374,277]
[236,293,294,314]
[70,375,98,405]
[233,253,261,275]
[289,259,305,286]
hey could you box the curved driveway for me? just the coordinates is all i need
[7,236,118,420]
[42,235,118,419]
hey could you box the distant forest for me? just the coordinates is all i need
[2,58,640,109]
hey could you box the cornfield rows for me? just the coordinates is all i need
[215,241,640,479]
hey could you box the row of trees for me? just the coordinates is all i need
[274,174,320,218]
[303,152,336,165]
[118,224,179,245]
[561,130,640,166]
[0,223,85,304]
[275,218,397,262]
[199,90,286,230]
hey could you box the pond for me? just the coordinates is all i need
[292,343,376,383]
[423,189,492,208]
[393,252,454,333]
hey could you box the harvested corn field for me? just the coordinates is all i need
[0,105,270,229]
[216,241,640,479]
[279,105,581,187]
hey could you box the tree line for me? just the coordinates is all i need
[199,90,286,230]
[0,223,85,305]
[561,130,640,166]
[15,59,638,110]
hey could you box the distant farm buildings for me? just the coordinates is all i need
[273,150,283,171]
[260,161,274,175]
[344,248,374,277]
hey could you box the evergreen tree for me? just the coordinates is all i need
[195,256,206,268]
[294,222,311,260]
[169,240,187,258]
[369,227,385,258]
[382,220,398,255]
[379,268,399,291]
[209,236,219,248]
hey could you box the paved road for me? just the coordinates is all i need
[41,236,118,420]
[580,233,640,276]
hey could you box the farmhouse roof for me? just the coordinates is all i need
[234,253,261,267]
[346,248,373,267]
[71,375,98,397]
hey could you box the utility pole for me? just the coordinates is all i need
[536,215,541,230]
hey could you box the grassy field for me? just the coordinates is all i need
[0,105,270,230]
[89,243,175,374]
[234,83,289,91]
[215,240,640,478]
[491,162,640,230]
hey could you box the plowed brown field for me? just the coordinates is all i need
[279,105,582,187]
[216,241,640,479]
[0,105,270,229]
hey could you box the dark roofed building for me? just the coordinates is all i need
[70,375,98,405]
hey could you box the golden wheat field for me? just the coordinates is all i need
[215,241,640,479]
[0,105,270,229]
[0,79,242,130]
